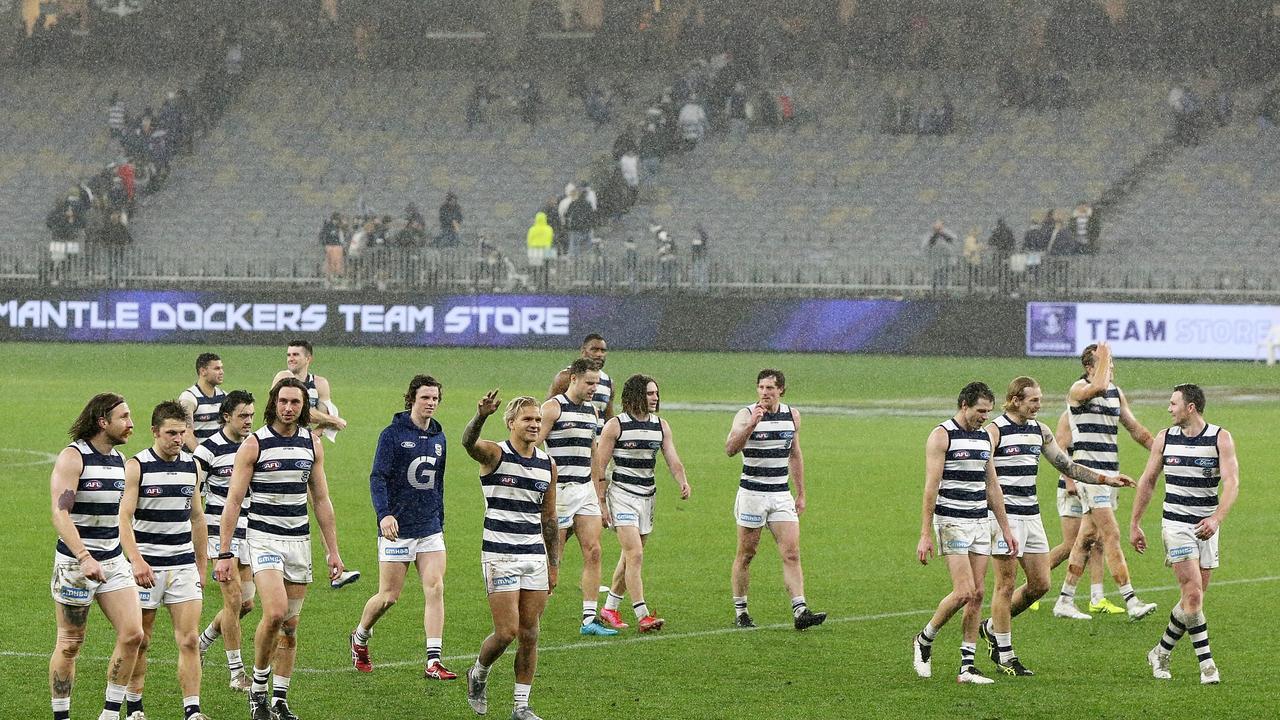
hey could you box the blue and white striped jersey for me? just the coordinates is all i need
[610,413,664,497]
[1162,424,1222,526]
[991,414,1042,517]
[740,403,794,493]
[132,448,198,568]
[480,441,552,560]
[246,424,315,540]
[935,419,991,520]
[194,430,247,540]
[545,394,596,484]
[179,384,225,441]
[56,440,126,562]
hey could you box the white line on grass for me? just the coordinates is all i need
[7,575,1274,672]
[0,447,59,467]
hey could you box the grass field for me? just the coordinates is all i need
[1,342,1276,720]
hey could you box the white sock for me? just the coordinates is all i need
[99,683,126,720]
[918,622,938,645]
[733,596,748,617]
[791,596,808,618]
[52,697,71,718]
[182,695,200,717]
[1059,581,1077,602]
[271,675,290,704]
[582,600,598,626]
[472,659,490,681]
[513,682,532,709]
[251,666,271,694]
[426,637,442,664]
[633,601,650,620]
[994,630,1013,663]
[604,591,623,612]
[227,649,243,672]
[353,624,371,645]
[1090,583,1105,604]
[199,622,221,650]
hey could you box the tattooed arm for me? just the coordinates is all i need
[1040,422,1134,487]
[49,447,105,582]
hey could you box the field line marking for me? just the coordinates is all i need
[0,447,59,468]
[7,575,1273,672]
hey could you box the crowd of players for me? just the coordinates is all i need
[45,335,1236,720]
[46,334,822,720]
[913,342,1239,685]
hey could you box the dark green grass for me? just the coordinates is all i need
[1,343,1276,719]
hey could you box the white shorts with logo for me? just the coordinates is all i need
[933,517,991,556]
[378,532,446,562]
[556,481,601,529]
[481,555,549,594]
[207,535,251,565]
[247,536,313,584]
[1163,521,1220,569]
[1081,485,1118,513]
[607,486,655,535]
[1056,486,1085,518]
[50,554,135,607]
[734,488,798,529]
[992,514,1051,557]
[138,565,203,609]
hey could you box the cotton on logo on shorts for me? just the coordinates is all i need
[739,513,763,523]
[492,575,518,588]
[384,546,411,557]
[60,586,90,602]
[257,554,281,565]
[944,539,970,551]
[1092,494,1109,503]
[1169,546,1195,560]
[558,516,572,525]
[616,513,638,522]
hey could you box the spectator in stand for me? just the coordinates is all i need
[727,82,749,140]
[691,224,709,290]
[922,220,958,260]
[612,125,637,160]
[398,203,427,246]
[466,83,498,131]
[526,211,554,288]
[158,92,184,153]
[584,85,611,128]
[638,121,662,182]
[107,92,126,140]
[1022,211,1053,253]
[988,217,1016,264]
[320,212,347,280]
[619,150,640,207]
[1071,203,1093,254]
[654,225,677,288]
[518,80,543,125]
[564,185,595,256]
[437,193,462,248]
[623,235,638,289]
[678,95,709,152]
[540,194,563,256]
[47,195,84,261]
[1045,214,1070,255]
[778,86,796,126]
[962,229,984,267]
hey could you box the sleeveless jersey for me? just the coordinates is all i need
[935,419,991,520]
[247,424,315,540]
[480,441,552,560]
[1162,424,1222,526]
[179,383,225,441]
[57,440,126,562]
[991,414,1042,517]
[194,430,248,540]
[610,413,664,497]
[740,403,795,493]
[1069,381,1121,475]
[132,448,198,568]
[591,370,613,433]
[545,394,596,484]
[303,372,320,408]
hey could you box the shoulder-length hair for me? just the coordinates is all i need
[265,377,311,428]
[69,393,126,441]
[621,374,657,417]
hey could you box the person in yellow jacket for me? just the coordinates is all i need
[527,212,554,268]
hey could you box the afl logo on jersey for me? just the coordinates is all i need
[83,480,103,490]
[260,461,281,471]
[1001,446,1022,456]
[217,467,233,477]
[401,441,416,449]
[622,441,639,449]
[499,476,518,487]
[953,450,971,459]
[1166,457,1182,466]
[144,486,163,496]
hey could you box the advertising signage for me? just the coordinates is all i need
[1027,302,1278,360]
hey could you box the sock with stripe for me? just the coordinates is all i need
[251,666,271,695]
[733,596,748,618]
[791,596,808,619]
[513,682,532,709]
[353,624,371,646]
[1090,583,1105,604]
[199,622,221,652]
[633,601,649,620]
[917,622,938,647]
[271,675,290,705]
[124,691,142,716]
[1186,611,1213,669]
[182,696,201,719]
[98,683,126,720]
[959,642,977,672]
[1158,604,1189,653]
[994,630,1014,663]
[1058,581,1077,602]
[227,649,244,673]
[1119,583,1138,605]
[426,637,442,666]
[582,600,598,626]
[51,697,71,720]
[604,592,623,612]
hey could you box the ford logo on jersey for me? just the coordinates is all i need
[114,480,126,490]
[534,481,549,492]
[181,486,195,496]
[1192,458,1216,468]
[401,441,416,448]
[296,460,312,470]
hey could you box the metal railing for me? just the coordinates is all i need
[3,244,1278,302]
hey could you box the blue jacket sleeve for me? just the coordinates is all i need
[369,427,397,522]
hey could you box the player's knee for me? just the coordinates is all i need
[780,545,801,566]
[55,633,85,660]
[1182,587,1203,611]
[276,621,299,647]
[1027,576,1050,599]
[379,592,400,611]
[736,546,756,565]
[517,623,540,646]
[260,605,286,629]
[582,542,602,565]
[422,575,444,599]
[175,631,199,655]
[969,587,985,606]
